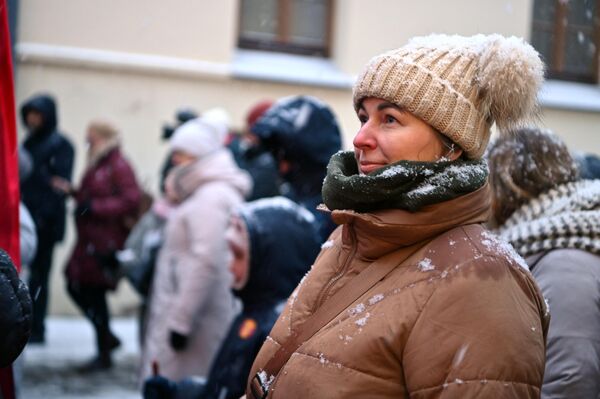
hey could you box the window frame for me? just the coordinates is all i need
[237,0,334,58]
[531,0,600,84]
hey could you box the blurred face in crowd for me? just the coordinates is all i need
[353,97,462,174]
[171,150,198,167]
[163,173,181,205]
[26,110,44,132]
[226,215,250,290]
[86,127,104,151]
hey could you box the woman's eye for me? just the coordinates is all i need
[384,115,397,124]
[358,114,368,125]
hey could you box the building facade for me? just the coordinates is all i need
[13,0,600,314]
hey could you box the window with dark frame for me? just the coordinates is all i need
[238,0,333,57]
[531,0,600,84]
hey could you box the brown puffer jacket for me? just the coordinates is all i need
[247,185,549,398]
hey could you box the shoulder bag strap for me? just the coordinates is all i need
[249,240,428,399]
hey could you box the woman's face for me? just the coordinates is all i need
[226,215,250,290]
[353,97,455,174]
[171,150,198,167]
[86,128,104,151]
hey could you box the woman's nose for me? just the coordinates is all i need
[353,123,376,150]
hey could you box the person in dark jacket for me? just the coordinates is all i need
[20,93,74,344]
[143,196,321,399]
[0,249,32,368]
[53,119,141,371]
[251,95,342,242]
[228,100,281,201]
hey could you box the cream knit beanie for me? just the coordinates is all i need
[353,34,545,159]
[169,117,225,159]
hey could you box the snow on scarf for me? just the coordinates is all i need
[321,151,488,213]
[497,180,600,257]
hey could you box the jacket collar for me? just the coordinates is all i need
[330,183,491,260]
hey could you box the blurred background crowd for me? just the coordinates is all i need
[1,0,600,398]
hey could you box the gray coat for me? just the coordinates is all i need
[527,249,600,398]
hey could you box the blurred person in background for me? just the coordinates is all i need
[118,173,175,346]
[160,107,199,193]
[140,117,252,383]
[488,127,600,398]
[573,151,600,180]
[143,196,321,399]
[20,93,74,344]
[251,95,342,242]
[52,119,142,372]
[227,100,281,202]
[12,147,38,396]
[18,146,38,271]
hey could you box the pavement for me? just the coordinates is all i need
[19,316,141,399]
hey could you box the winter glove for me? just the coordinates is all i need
[143,375,177,399]
[169,331,189,352]
[75,199,92,217]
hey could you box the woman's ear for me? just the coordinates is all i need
[446,147,464,161]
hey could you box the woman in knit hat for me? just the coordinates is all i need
[246,34,549,398]
[488,128,600,398]
[140,116,252,383]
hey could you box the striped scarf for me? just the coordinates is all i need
[497,180,600,257]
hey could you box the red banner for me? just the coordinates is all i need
[0,0,20,397]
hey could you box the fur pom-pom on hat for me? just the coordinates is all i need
[353,34,545,159]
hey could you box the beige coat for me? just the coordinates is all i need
[247,185,549,398]
[141,150,251,382]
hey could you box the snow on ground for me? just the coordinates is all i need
[18,316,141,399]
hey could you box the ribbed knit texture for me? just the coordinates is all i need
[321,151,488,213]
[353,34,545,159]
[496,180,600,257]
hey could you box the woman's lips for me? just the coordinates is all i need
[359,162,385,174]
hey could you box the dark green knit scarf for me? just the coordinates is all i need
[322,151,488,213]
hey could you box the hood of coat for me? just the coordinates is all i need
[251,95,342,197]
[20,94,58,136]
[330,184,492,260]
[172,149,252,202]
[236,197,322,308]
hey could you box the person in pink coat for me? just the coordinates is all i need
[140,117,252,383]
